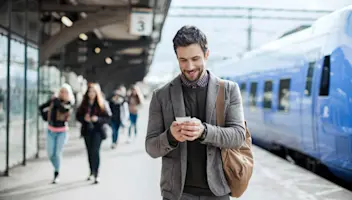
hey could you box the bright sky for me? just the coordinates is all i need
[145,0,352,83]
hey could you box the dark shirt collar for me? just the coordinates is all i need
[180,70,209,88]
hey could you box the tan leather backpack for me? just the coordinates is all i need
[216,80,254,198]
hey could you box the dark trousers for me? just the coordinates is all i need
[84,132,102,177]
[111,121,121,144]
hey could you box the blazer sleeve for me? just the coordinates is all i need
[201,81,246,149]
[145,90,179,159]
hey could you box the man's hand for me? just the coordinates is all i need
[180,118,205,141]
[170,121,187,142]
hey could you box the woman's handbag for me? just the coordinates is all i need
[101,123,112,140]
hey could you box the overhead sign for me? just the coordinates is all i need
[129,7,153,36]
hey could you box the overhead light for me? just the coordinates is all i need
[105,57,112,64]
[61,16,73,27]
[93,29,103,40]
[79,33,88,41]
[52,12,60,19]
[94,47,101,54]
[80,12,87,19]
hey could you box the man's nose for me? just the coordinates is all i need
[185,61,195,69]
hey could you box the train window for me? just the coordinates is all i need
[305,62,315,96]
[319,55,330,96]
[278,79,291,112]
[240,83,246,102]
[249,82,257,108]
[263,80,273,109]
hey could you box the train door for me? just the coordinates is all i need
[300,59,321,159]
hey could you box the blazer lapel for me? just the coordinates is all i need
[170,75,186,118]
[206,71,220,123]
[170,75,187,189]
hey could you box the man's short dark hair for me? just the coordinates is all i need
[172,25,208,55]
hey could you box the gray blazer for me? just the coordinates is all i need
[145,71,246,200]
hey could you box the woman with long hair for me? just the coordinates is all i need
[76,83,112,184]
[38,83,75,184]
[127,85,144,142]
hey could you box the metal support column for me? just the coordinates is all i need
[59,23,65,85]
[247,8,253,51]
[22,0,29,166]
[5,0,12,176]
[36,0,43,159]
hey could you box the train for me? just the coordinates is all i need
[214,5,352,182]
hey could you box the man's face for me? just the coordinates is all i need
[176,43,209,82]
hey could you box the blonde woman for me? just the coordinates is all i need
[127,85,144,141]
[38,83,75,184]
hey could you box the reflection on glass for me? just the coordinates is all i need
[249,82,257,108]
[240,82,246,104]
[0,34,8,172]
[263,81,273,109]
[9,39,24,167]
[26,46,38,158]
[278,79,291,112]
[305,62,314,96]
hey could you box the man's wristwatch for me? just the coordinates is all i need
[199,123,208,141]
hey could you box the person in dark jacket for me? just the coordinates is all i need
[38,83,75,184]
[76,83,112,184]
[109,86,129,149]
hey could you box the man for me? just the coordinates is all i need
[145,25,246,200]
[109,86,129,148]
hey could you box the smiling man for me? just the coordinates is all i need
[145,25,246,200]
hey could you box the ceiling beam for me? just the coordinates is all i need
[40,9,128,65]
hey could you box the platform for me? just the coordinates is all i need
[0,101,351,200]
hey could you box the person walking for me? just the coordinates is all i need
[127,85,143,142]
[109,85,129,148]
[145,25,246,200]
[39,83,75,184]
[76,83,112,184]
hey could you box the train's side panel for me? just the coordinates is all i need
[316,12,352,180]
[220,8,352,182]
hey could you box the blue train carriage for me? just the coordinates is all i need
[216,5,352,182]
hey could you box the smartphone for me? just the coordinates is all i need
[176,117,191,123]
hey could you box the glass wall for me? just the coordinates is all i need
[26,46,38,159]
[0,33,8,172]
[0,32,40,172]
[9,38,25,167]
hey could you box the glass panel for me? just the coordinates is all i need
[9,39,25,167]
[263,81,273,109]
[305,62,314,96]
[278,79,291,112]
[0,34,8,172]
[239,83,246,104]
[26,46,38,159]
[249,82,257,108]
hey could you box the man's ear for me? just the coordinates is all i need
[204,49,210,60]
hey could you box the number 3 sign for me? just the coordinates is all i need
[129,7,153,36]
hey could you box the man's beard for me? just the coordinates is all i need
[182,68,204,82]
